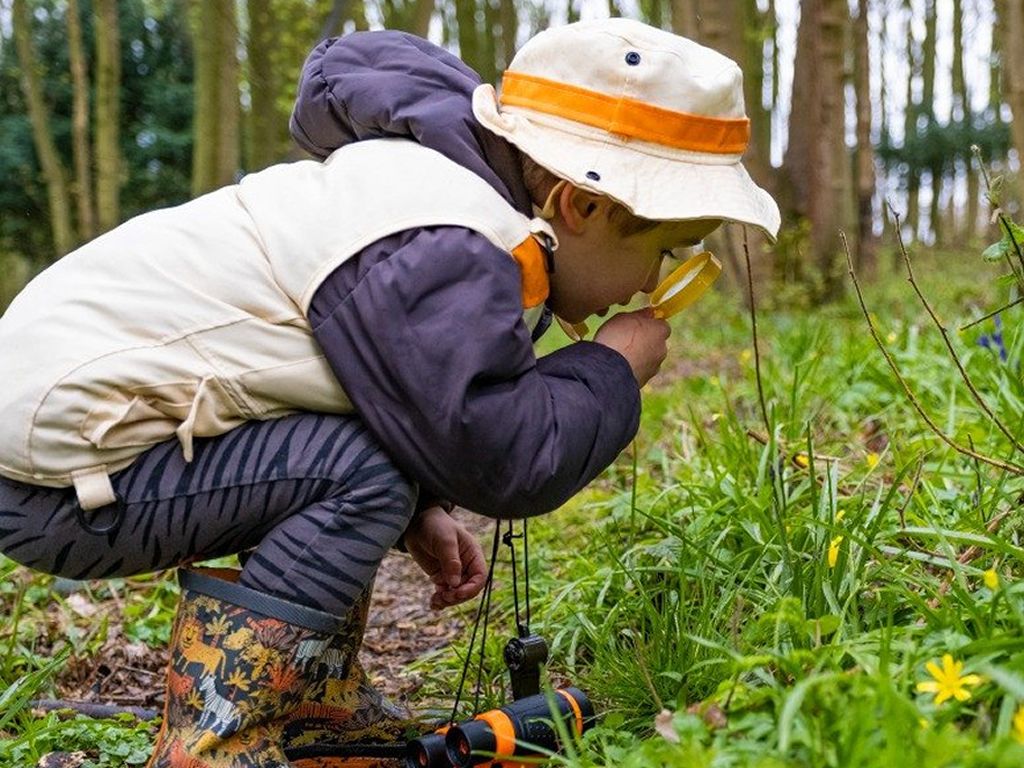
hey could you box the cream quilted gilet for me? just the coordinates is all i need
[0,139,555,509]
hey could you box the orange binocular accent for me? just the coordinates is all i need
[438,687,595,768]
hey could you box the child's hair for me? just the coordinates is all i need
[520,153,660,237]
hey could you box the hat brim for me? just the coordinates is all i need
[473,84,781,242]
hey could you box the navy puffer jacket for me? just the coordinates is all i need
[296,31,641,518]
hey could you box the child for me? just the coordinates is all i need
[0,17,778,767]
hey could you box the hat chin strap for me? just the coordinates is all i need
[533,179,568,220]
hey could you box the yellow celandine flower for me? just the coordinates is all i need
[915,654,982,705]
[983,569,999,590]
[1013,706,1024,743]
[793,453,810,468]
[827,535,843,568]
[866,452,880,469]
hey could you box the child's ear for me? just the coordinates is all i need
[557,184,603,234]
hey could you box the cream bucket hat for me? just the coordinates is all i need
[473,18,781,240]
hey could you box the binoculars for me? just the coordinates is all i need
[406,687,595,768]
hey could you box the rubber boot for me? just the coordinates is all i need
[146,567,340,768]
[280,583,421,768]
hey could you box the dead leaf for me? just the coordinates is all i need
[654,709,679,743]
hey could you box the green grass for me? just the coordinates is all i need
[3,244,1024,766]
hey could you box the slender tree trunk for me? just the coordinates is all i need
[480,0,499,84]
[921,0,941,245]
[952,0,976,243]
[12,0,75,259]
[853,0,876,277]
[66,0,95,243]
[781,0,848,301]
[93,0,121,233]
[670,0,697,36]
[455,0,483,76]
[192,0,240,195]
[1000,0,1024,209]
[903,1,919,249]
[411,0,435,38]
[248,0,284,170]
[499,0,518,68]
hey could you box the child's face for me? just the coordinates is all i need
[546,186,721,324]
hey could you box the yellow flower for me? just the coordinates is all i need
[915,654,982,705]
[793,453,809,468]
[983,569,999,590]
[1013,706,1024,743]
[739,349,753,364]
[827,536,843,568]
[886,332,897,344]
[866,452,880,469]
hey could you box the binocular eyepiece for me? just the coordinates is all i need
[406,687,595,768]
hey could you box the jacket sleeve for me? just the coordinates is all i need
[308,226,641,519]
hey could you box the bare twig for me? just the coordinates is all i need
[888,202,1024,457]
[742,228,770,437]
[29,698,159,721]
[843,231,1024,476]
[959,296,1024,331]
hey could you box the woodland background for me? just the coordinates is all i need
[1,0,1023,304]
[6,2,1024,766]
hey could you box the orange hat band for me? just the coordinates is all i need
[499,71,750,155]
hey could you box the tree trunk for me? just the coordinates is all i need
[455,0,483,76]
[669,0,697,37]
[192,0,240,195]
[1001,0,1024,210]
[248,0,285,170]
[12,0,75,259]
[93,0,121,233]
[781,0,849,301]
[480,0,499,84]
[411,0,435,38]
[499,0,518,68]
[952,0,976,243]
[902,1,919,248]
[66,0,95,243]
[853,0,876,277]
[921,0,941,245]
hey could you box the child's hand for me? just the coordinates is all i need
[593,308,670,387]
[404,506,487,610]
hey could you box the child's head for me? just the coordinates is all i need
[473,18,780,321]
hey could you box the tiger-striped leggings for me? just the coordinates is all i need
[0,414,417,618]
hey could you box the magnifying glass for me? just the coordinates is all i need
[649,248,722,319]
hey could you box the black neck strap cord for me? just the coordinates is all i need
[447,516,532,723]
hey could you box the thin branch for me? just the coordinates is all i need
[888,202,1024,457]
[30,699,158,721]
[959,296,1024,331]
[743,228,771,437]
[843,231,1024,476]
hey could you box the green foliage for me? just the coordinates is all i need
[425,250,1024,766]
[877,117,1010,176]
[0,0,194,266]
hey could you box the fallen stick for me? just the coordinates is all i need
[29,698,159,721]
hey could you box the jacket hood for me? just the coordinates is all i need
[290,31,532,213]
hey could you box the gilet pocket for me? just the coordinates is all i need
[81,380,199,451]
